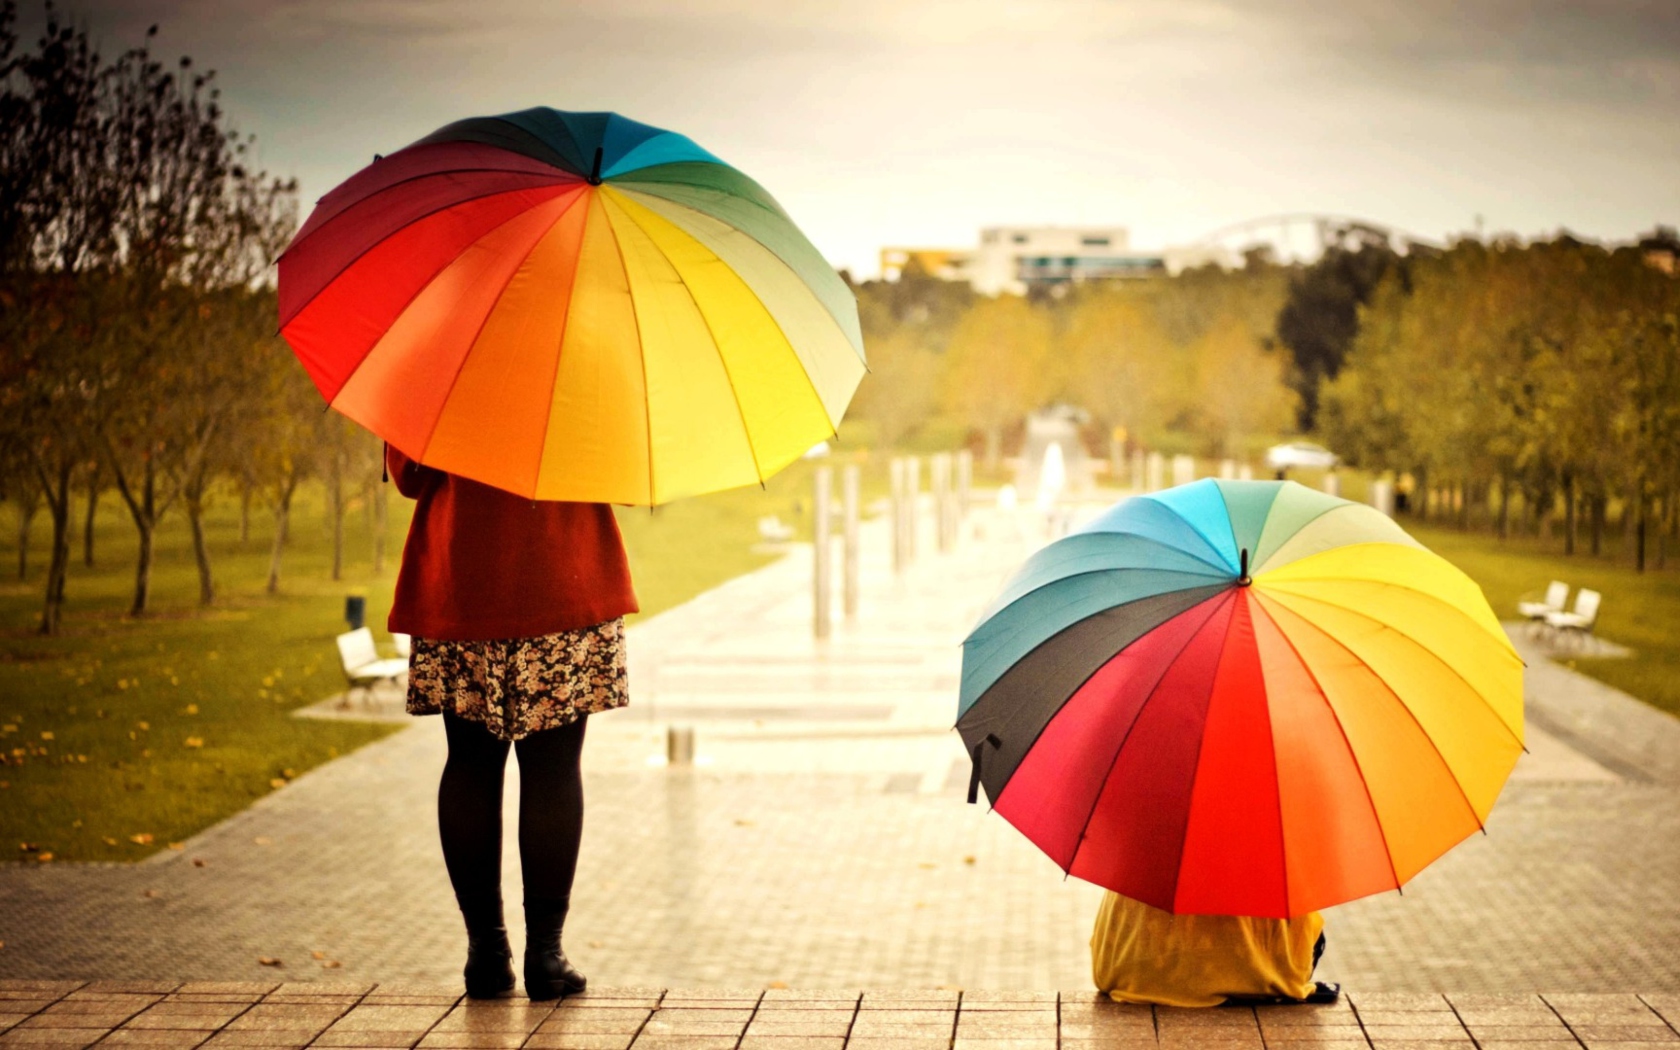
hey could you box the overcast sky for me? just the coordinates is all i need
[29,0,1680,276]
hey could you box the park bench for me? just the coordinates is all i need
[335,627,410,704]
[1543,587,1601,646]
[1517,580,1570,633]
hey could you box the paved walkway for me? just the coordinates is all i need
[3,981,1679,1050]
[2,499,1678,992]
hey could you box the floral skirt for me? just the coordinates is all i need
[407,618,628,742]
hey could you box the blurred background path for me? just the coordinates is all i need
[2,500,1677,991]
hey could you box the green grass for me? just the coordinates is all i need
[1408,522,1680,719]
[0,449,887,863]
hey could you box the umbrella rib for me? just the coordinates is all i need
[1258,559,1514,652]
[1249,593,1403,898]
[599,194,656,505]
[606,192,766,486]
[1262,592,1491,838]
[417,195,585,464]
[1141,496,1239,574]
[967,565,1231,646]
[616,187,851,429]
[1064,592,1233,884]
[283,177,578,327]
[1249,501,1345,575]
[1261,582,1524,751]
[525,198,594,498]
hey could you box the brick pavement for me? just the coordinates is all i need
[2,500,1679,992]
[2,981,1679,1050]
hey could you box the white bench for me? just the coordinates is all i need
[1544,588,1601,646]
[1518,580,1570,634]
[336,627,410,704]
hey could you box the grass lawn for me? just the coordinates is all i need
[1,448,884,863]
[1409,521,1680,719]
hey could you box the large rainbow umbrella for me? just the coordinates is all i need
[278,108,866,504]
[958,479,1524,919]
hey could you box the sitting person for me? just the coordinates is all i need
[1091,890,1340,1007]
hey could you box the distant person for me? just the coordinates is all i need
[1091,891,1340,1007]
[387,446,638,1000]
[1036,441,1068,536]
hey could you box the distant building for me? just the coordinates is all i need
[882,226,1166,296]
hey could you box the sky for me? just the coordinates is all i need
[26,0,1680,277]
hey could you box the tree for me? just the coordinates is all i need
[1276,239,1396,431]
[940,295,1054,469]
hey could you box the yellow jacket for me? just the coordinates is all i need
[1091,891,1323,1008]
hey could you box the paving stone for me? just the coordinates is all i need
[522,1036,635,1050]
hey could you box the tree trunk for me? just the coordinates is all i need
[982,425,1002,473]
[15,490,38,581]
[1636,493,1647,573]
[329,444,345,582]
[1456,484,1469,531]
[1497,475,1510,540]
[109,453,160,618]
[82,464,99,567]
[36,458,73,636]
[372,480,388,575]
[239,477,252,546]
[185,470,215,606]
[266,479,296,595]
[1590,494,1604,557]
[1564,474,1576,555]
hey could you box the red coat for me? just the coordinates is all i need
[386,446,638,641]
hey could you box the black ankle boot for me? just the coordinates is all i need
[523,897,586,1000]
[458,894,515,999]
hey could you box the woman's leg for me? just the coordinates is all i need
[513,715,589,998]
[439,713,515,997]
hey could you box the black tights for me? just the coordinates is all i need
[438,712,587,911]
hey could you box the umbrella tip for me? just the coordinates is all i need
[1238,548,1251,585]
[588,146,603,185]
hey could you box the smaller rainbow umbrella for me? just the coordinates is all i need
[279,108,866,505]
[958,479,1524,919]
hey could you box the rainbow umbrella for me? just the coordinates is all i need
[958,479,1524,919]
[279,108,865,504]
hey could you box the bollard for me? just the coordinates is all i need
[956,449,973,519]
[667,725,695,766]
[932,453,952,553]
[1323,471,1341,498]
[1238,463,1254,481]
[1171,454,1195,487]
[890,457,907,574]
[813,465,832,639]
[1145,452,1164,492]
[905,456,921,561]
[1370,478,1395,517]
[1130,449,1145,492]
[1219,459,1236,480]
[842,464,860,618]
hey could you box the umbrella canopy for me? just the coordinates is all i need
[279,108,866,504]
[958,479,1523,919]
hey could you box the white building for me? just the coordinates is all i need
[968,226,1165,295]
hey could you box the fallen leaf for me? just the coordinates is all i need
[918,862,937,869]
[36,852,53,863]
[129,833,153,845]
[588,940,604,949]
[184,737,204,749]
[192,858,206,868]
[168,842,185,851]
[102,837,118,846]
[767,981,789,990]
[18,842,36,852]
[320,960,342,969]
[963,856,977,866]
[311,950,326,960]
[183,704,198,715]
[257,956,282,967]
[269,778,286,789]
[281,768,295,779]
[252,836,272,846]
[39,731,53,741]
[142,889,159,898]
[136,721,149,731]
[734,819,754,827]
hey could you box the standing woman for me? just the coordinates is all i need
[386,445,637,1000]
